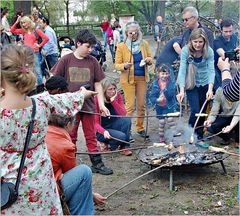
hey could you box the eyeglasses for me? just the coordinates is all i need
[129,31,138,35]
[182,16,194,22]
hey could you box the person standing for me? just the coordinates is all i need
[154,15,163,59]
[51,29,113,175]
[213,18,239,91]
[1,7,12,37]
[173,6,214,55]
[176,28,215,140]
[100,16,109,49]
[115,21,153,138]
[38,16,58,73]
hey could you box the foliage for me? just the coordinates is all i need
[1,0,14,25]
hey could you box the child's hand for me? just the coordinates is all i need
[80,86,98,99]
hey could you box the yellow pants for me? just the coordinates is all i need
[121,76,147,133]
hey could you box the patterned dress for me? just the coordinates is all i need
[0,91,84,215]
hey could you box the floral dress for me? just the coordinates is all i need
[0,91,84,215]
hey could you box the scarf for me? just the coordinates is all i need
[125,38,141,54]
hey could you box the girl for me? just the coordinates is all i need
[176,28,215,140]
[95,78,132,156]
[10,15,49,85]
[0,44,96,215]
[150,64,178,143]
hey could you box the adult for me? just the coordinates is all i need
[10,15,49,86]
[1,7,12,36]
[204,88,239,148]
[110,13,117,27]
[38,16,58,72]
[213,18,239,90]
[95,78,133,156]
[45,114,106,215]
[0,44,95,215]
[107,26,115,62]
[0,24,11,48]
[115,21,153,138]
[12,9,24,43]
[174,6,214,55]
[154,15,163,59]
[51,29,113,175]
[218,56,240,102]
[176,28,215,140]
[100,16,109,49]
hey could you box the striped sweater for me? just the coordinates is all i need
[222,72,239,102]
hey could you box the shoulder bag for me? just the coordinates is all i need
[1,98,36,210]
[185,55,196,90]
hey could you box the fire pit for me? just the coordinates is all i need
[138,121,229,191]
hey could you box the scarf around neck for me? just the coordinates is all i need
[125,38,141,54]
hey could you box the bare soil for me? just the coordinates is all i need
[76,37,239,215]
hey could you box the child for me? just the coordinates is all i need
[150,64,178,143]
[0,44,96,214]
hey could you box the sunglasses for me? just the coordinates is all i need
[129,31,138,35]
[182,16,194,22]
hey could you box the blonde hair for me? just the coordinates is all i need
[101,78,117,101]
[187,28,209,58]
[1,45,36,94]
[20,16,35,31]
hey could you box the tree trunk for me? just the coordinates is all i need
[64,0,70,36]
[156,0,166,20]
[13,1,32,15]
[215,0,223,20]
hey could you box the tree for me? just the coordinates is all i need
[64,0,70,35]
[13,0,31,16]
[215,0,223,20]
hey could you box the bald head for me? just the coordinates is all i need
[156,16,163,23]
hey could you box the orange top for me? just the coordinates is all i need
[45,125,77,189]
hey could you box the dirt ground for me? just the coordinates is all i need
[76,37,239,215]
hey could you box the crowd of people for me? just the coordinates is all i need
[0,5,239,215]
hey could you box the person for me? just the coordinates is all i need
[110,13,117,27]
[154,15,163,59]
[114,20,124,43]
[173,6,214,55]
[0,44,96,215]
[1,7,12,37]
[0,24,11,48]
[45,113,106,215]
[95,78,133,156]
[213,18,239,91]
[11,9,24,44]
[150,64,178,143]
[115,21,153,138]
[217,55,240,102]
[10,15,49,86]
[107,26,115,62]
[51,29,113,175]
[31,8,40,27]
[38,16,58,72]
[45,75,69,94]
[100,16,109,49]
[176,28,215,140]
[204,87,239,148]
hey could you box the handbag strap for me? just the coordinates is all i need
[15,98,36,191]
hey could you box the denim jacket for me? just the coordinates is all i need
[178,46,215,89]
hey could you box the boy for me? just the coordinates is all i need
[51,29,113,175]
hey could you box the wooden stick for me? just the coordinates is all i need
[208,146,239,157]
[106,163,168,199]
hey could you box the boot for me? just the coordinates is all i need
[89,154,113,175]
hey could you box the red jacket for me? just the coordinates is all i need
[100,21,109,31]
[95,92,126,134]
[45,125,77,189]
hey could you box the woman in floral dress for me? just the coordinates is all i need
[0,44,96,215]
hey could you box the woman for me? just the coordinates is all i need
[100,16,109,49]
[45,114,106,215]
[1,7,12,36]
[95,78,132,156]
[176,28,215,140]
[10,15,49,85]
[0,44,96,214]
[115,21,153,138]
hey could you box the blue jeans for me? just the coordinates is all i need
[35,52,43,85]
[60,165,94,215]
[46,53,58,69]
[102,31,107,48]
[96,117,131,150]
[109,44,115,62]
[186,85,208,139]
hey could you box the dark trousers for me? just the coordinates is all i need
[96,117,131,150]
[208,116,239,142]
[186,85,208,139]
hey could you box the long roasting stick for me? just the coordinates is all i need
[208,146,239,157]
[106,163,168,199]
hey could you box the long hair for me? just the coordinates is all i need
[1,44,36,94]
[101,78,117,102]
[20,16,35,31]
[187,28,209,58]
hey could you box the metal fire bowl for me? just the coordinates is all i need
[138,144,229,168]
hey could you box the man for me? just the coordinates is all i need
[173,6,214,55]
[154,15,164,59]
[213,18,238,90]
[51,29,113,175]
[39,16,58,72]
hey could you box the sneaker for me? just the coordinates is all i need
[137,130,149,138]
[120,148,132,156]
[129,135,135,143]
